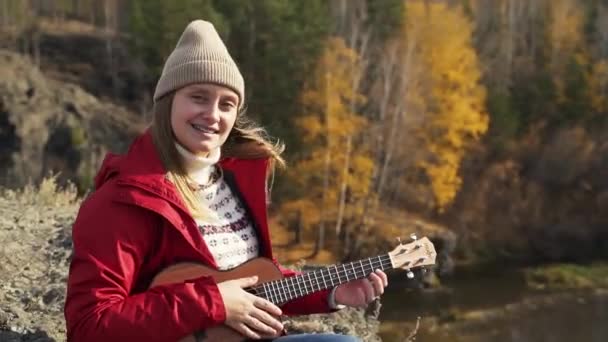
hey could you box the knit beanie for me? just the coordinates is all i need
[153,20,245,107]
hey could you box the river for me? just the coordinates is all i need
[378,266,608,342]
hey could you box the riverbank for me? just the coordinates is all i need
[377,262,608,342]
[525,262,608,290]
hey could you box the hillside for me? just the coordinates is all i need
[0,49,143,190]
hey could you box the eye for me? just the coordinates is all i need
[191,94,209,103]
[220,101,237,110]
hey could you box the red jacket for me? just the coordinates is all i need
[64,131,333,341]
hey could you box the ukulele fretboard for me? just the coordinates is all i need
[248,254,393,305]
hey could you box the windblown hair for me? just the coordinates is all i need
[150,91,285,219]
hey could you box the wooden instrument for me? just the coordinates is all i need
[149,236,437,342]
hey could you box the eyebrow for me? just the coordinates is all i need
[189,86,237,102]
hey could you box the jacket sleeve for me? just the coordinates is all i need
[64,196,226,342]
[271,259,338,316]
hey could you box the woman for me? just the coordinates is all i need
[64,20,387,342]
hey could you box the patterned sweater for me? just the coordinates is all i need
[176,143,259,270]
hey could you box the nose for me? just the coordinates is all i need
[202,99,221,123]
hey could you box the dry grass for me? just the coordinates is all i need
[1,175,80,207]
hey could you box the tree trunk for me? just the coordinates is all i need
[313,72,332,257]
[376,36,416,201]
[294,210,302,245]
[334,135,352,237]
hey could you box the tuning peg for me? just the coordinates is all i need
[396,237,402,244]
[406,269,414,279]
[410,233,418,241]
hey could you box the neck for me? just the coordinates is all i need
[175,142,221,184]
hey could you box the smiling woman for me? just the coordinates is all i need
[63,19,386,342]
[171,84,239,157]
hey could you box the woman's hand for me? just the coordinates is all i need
[217,276,283,339]
[334,269,388,308]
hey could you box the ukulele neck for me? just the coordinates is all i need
[249,254,393,305]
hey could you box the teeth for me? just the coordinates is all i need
[192,124,215,134]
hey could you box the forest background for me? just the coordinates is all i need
[1,0,607,269]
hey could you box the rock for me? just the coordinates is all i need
[0,49,143,190]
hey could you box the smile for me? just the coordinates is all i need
[191,124,218,134]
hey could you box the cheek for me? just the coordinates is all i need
[171,105,198,129]
[223,114,238,133]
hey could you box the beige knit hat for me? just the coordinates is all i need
[153,20,245,107]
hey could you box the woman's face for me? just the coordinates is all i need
[171,83,239,156]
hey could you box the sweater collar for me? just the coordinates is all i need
[174,142,221,185]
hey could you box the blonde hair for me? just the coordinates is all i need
[150,91,285,219]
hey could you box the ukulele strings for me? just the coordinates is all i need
[252,254,394,303]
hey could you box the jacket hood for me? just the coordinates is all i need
[94,152,124,189]
[93,130,167,190]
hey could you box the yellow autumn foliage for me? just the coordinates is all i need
[284,36,371,232]
[405,1,489,211]
[549,0,586,104]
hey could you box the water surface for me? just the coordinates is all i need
[379,267,608,342]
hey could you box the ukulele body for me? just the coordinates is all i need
[149,257,284,342]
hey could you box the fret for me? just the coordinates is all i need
[307,273,314,293]
[349,262,356,279]
[315,271,322,291]
[328,267,336,286]
[266,282,276,304]
[342,264,350,281]
[279,280,287,303]
[263,282,270,302]
[283,279,291,302]
[377,255,385,271]
[268,281,276,303]
[287,277,295,302]
[291,277,302,298]
[332,265,338,284]
[320,268,328,289]
[282,278,290,303]
[295,275,303,297]
[262,283,270,302]
[272,281,282,304]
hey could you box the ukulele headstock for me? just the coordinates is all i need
[388,235,437,278]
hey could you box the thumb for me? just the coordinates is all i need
[235,275,258,287]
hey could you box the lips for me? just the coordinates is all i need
[191,123,218,134]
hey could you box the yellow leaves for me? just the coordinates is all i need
[300,36,367,139]
[283,35,373,239]
[294,115,323,142]
[549,0,587,104]
[281,199,322,231]
[550,0,585,56]
[404,0,489,211]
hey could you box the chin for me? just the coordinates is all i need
[191,144,215,155]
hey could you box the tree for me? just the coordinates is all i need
[283,36,369,256]
[395,1,490,212]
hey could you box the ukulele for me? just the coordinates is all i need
[149,236,437,342]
